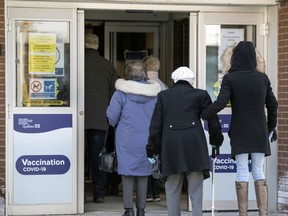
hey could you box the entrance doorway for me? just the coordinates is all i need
[82,8,268,214]
[83,10,190,213]
[6,4,274,215]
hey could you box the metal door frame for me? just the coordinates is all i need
[197,10,278,212]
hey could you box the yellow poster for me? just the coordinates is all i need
[28,33,56,74]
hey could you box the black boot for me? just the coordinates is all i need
[136,209,145,216]
[122,208,134,216]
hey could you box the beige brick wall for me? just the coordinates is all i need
[278,0,288,212]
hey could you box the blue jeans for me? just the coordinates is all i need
[85,129,107,198]
[235,153,265,182]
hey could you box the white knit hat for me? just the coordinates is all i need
[171,66,195,84]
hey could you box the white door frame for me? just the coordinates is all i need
[6,7,81,215]
[77,9,85,214]
[5,2,278,214]
[197,11,277,212]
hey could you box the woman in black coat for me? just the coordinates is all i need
[201,41,278,216]
[146,66,223,216]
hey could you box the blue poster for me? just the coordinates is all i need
[13,114,73,204]
[204,114,231,133]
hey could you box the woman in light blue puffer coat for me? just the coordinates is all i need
[106,61,161,216]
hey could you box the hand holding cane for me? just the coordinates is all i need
[211,146,220,216]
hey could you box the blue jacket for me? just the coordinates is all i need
[107,78,161,176]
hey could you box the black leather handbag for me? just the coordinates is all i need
[99,124,117,173]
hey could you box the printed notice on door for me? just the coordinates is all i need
[28,33,65,76]
[28,33,56,75]
[29,78,57,99]
[218,28,244,70]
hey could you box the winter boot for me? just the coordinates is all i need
[136,209,145,216]
[254,179,268,216]
[122,208,135,216]
[235,181,248,216]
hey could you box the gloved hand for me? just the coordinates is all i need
[210,133,224,147]
[268,128,277,142]
[146,145,156,158]
[211,145,220,158]
[148,158,156,164]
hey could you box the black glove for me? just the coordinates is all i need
[146,145,156,158]
[268,128,277,142]
[211,145,220,159]
[210,133,224,147]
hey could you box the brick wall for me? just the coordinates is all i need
[0,0,5,184]
[278,0,288,212]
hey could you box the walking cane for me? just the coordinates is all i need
[211,146,219,216]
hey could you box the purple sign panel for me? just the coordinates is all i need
[210,154,252,173]
[16,155,70,175]
[14,114,72,133]
[204,114,231,133]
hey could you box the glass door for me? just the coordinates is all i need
[6,7,82,215]
[15,21,71,107]
[198,12,265,211]
[104,22,159,78]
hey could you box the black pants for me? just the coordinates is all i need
[147,175,160,196]
[85,129,107,199]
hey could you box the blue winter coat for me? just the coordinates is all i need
[107,78,161,176]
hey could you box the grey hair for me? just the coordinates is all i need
[85,33,99,50]
[143,55,160,72]
[125,61,147,81]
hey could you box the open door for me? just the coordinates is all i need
[198,11,266,211]
[6,7,84,215]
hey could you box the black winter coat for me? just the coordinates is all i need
[85,48,118,130]
[146,81,223,179]
[201,41,278,159]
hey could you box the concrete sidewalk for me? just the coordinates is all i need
[53,211,286,216]
[73,194,287,216]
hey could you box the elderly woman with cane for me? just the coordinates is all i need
[146,66,223,216]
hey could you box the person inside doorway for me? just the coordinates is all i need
[201,41,278,215]
[85,33,118,203]
[143,55,168,202]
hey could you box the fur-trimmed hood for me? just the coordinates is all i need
[115,78,161,103]
[219,41,265,84]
